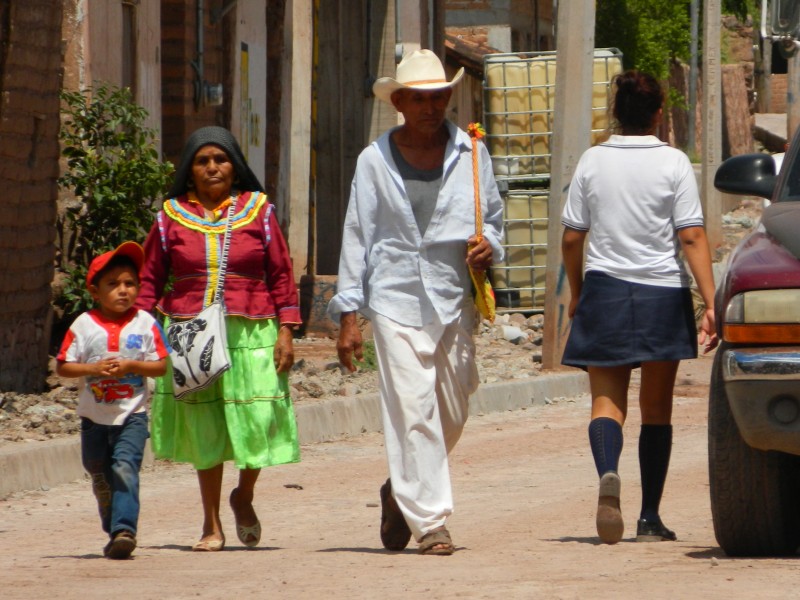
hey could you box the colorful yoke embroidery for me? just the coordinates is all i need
[162,191,267,233]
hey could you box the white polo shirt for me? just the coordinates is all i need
[561,135,704,287]
[57,308,170,426]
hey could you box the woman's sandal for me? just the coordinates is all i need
[380,478,412,551]
[192,536,225,552]
[418,526,455,556]
[230,488,262,548]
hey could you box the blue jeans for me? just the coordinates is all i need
[81,412,149,538]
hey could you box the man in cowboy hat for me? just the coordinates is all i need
[328,49,504,555]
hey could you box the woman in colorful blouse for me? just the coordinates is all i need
[136,126,301,552]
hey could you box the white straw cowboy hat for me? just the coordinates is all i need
[372,49,464,104]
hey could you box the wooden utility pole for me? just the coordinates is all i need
[688,0,699,154]
[789,51,800,140]
[282,0,313,276]
[702,0,722,252]
[757,33,773,114]
[542,1,596,370]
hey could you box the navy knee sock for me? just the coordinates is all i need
[588,417,623,478]
[639,424,673,521]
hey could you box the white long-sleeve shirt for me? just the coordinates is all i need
[328,120,505,328]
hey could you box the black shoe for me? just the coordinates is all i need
[636,517,676,542]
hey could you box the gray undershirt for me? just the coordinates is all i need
[389,137,442,237]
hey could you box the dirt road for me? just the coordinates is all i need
[2,351,797,599]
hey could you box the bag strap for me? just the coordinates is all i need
[212,202,235,305]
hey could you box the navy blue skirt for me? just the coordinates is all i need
[562,271,698,369]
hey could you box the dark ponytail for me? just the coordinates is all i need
[611,70,663,134]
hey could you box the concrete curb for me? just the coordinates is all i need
[0,371,588,498]
[295,371,589,442]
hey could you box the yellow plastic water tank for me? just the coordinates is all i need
[485,49,622,179]
[485,58,534,177]
[492,190,548,309]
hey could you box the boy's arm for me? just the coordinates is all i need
[56,358,118,379]
[113,358,168,378]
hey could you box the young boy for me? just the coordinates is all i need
[57,241,169,559]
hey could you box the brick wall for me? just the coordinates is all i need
[265,1,286,201]
[160,0,229,167]
[769,74,787,114]
[0,1,64,392]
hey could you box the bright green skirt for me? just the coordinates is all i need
[152,316,300,470]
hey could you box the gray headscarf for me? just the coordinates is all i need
[167,126,264,198]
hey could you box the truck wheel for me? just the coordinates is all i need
[708,346,800,556]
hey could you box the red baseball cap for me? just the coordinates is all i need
[86,241,145,289]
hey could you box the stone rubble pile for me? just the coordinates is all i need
[0,313,544,445]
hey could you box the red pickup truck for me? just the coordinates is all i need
[710,139,800,556]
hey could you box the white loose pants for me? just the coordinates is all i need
[371,310,479,540]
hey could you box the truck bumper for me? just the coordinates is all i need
[722,347,800,454]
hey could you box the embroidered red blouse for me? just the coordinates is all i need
[136,191,301,325]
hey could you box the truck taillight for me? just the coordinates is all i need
[724,324,800,344]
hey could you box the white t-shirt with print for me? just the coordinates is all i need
[57,308,170,426]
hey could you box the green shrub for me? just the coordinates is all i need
[56,83,173,319]
[355,339,378,371]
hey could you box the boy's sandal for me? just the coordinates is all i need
[380,478,412,551]
[418,526,455,556]
[230,488,261,548]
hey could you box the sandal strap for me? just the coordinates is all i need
[418,526,454,554]
[237,523,261,537]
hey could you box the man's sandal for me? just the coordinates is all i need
[230,488,261,548]
[380,478,412,551]
[418,526,454,556]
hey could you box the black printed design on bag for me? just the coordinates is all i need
[168,318,216,385]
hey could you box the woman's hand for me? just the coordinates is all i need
[698,308,719,354]
[568,295,580,319]
[273,326,295,373]
[466,235,493,272]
